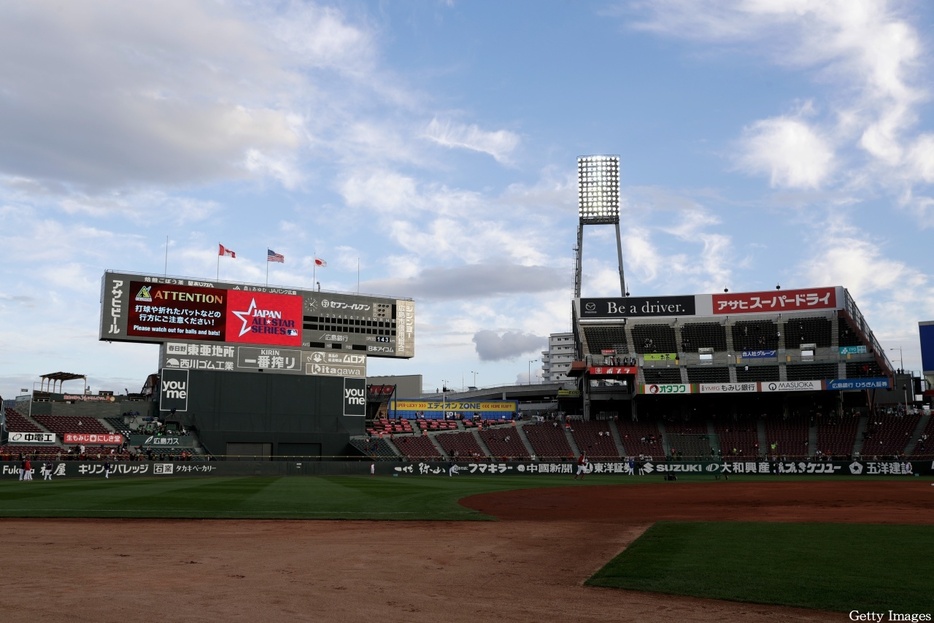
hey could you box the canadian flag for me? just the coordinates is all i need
[314,257,327,267]
[218,244,236,258]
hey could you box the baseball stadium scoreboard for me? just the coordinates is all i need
[100,270,416,379]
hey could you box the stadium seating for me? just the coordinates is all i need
[104,417,133,437]
[783,317,833,348]
[736,364,779,382]
[416,418,459,433]
[764,415,811,459]
[522,422,575,460]
[32,415,111,436]
[664,420,713,459]
[907,416,934,458]
[366,417,414,437]
[630,323,677,354]
[679,321,727,352]
[0,445,63,460]
[392,435,442,461]
[685,366,730,383]
[837,318,863,347]
[479,425,531,460]
[731,320,780,351]
[714,421,761,458]
[568,420,619,460]
[435,431,485,460]
[582,325,630,355]
[815,415,861,459]
[845,361,883,378]
[642,368,683,384]
[861,412,920,459]
[3,408,44,433]
[786,363,839,381]
[614,419,663,458]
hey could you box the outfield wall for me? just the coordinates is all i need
[172,370,361,458]
[2,459,931,479]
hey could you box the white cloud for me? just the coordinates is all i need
[0,1,310,191]
[905,135,934,183]
[735,117,835,189]
[629,1,928,191]
[472,329,545,361]
[423,118,520,164]
[266,2,376,72]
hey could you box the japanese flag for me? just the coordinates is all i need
[314,257,327,267]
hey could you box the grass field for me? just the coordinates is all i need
[0,474,590,519]
[1,474,930,614]
[587,521,934,613]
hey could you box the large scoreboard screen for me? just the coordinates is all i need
[100,271,415,359]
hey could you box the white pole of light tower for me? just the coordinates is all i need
[528,359,538,385]
[889,347,904,373]
[441,380,447,419]
[889,347,908,412]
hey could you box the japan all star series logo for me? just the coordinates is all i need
[231,298,299,338]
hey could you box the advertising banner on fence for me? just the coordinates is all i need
[128,434,196,449]
[8,432,56,444]
[641,384,693,395]
[343,377,367,416]
[760,380,822,392]
[698,383,758,394]
[390,400,518,413]
[159,368,189,412]
[63,433,124,445]
[391,458,924,478]
[826,378,890,390]
[1,458,929,479]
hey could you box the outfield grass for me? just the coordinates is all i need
[0,474,603,520]
[0,473,926,519]
[586,521,934,613]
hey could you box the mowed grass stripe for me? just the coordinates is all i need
[0,475,579,519]
[586,521,934,613]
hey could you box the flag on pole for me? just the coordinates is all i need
[314,257,327,267]
[267,249,285,263]
[218,244,236,258]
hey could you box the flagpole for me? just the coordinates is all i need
[216,245,220,280]
[357,257,360,293]
[266,250,270,286]
[164,236,169,276]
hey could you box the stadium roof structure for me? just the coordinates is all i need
[38,372,87,393]
[568,285,896,413]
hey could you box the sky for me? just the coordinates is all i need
[1,0,933,400]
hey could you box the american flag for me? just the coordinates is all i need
[267,249,285,263]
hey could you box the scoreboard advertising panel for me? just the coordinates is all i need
[101,271,414,358]
[126,281,303,346]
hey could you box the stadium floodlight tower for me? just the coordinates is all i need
[574,155,626,298]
